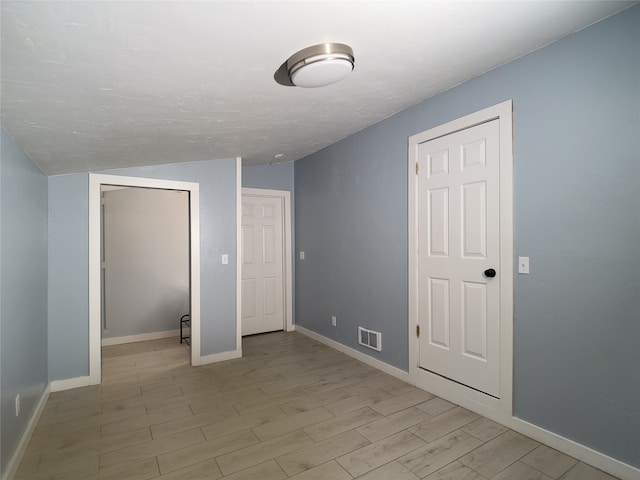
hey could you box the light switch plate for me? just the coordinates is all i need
[518,256,530,274]
[221,254,229,265]
[299,251,305,260]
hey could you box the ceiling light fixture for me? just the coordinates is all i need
[274,43,355,88]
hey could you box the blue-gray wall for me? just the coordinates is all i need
[242,162,294,193]
[48,174,88,381]
[48,158,237,381]
[0,128,48,475]
[295,6,639,468]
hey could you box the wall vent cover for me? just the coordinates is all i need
[358,327,382,351]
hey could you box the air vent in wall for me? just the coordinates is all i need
[358,327,382,351]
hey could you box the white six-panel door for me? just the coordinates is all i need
[418,119,501,398]
[241,194,285,336]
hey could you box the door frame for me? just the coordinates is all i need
[408,100,514,420]
[88,173,201,385]
[241,188,294,333]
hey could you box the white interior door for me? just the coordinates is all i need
[417,119,501,398]
[241,194,285,336]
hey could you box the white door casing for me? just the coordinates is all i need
[408,101,513,418]
[418,119,500,397]
[89,174,202,386]
[241,189,293,336]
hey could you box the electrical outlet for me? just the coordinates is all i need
[299,251,305,260]
[15,394,20,417]
[331,315,337,327]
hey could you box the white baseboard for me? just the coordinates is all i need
[49,376,93,392]
[293,326,639,480]
[198,349,242,366]
[294,326,414,385]
[2,384,50,480]
[101,329,180,346]
[506,417,640,480]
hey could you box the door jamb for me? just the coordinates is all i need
[88,173,202,385]
[241,187,294,333]
[407,100,514,420]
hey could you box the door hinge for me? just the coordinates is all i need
[416,325,420,337]
[415,162,419,175]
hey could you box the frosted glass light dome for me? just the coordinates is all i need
[286,43,354,88]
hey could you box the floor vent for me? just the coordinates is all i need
[358,327,382,351]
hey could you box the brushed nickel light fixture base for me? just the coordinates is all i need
[275,43,355,88]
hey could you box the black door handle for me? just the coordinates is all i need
[484,268,496,278]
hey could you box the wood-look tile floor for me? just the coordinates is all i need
[16,332,618,480]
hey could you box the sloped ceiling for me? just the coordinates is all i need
[0,1,634,175]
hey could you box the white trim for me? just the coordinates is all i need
[101,329,180,346]
[199,349,243,365]
[89,173,201,376]
[506,418,640,480]
[236,158,243,352]
[88,175,102,385]
[407,100,514,416]
[294,326,414,385]
[50,376,93,392]
[497,102,514,416]
[188,183,201,367]
[1,385,50,480]
[241,187,294,333]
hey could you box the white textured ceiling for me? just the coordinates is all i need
[0,1,634,175]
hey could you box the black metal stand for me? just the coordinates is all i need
[180,314,190,345]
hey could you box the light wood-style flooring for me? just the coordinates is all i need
[16,332,618,479]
